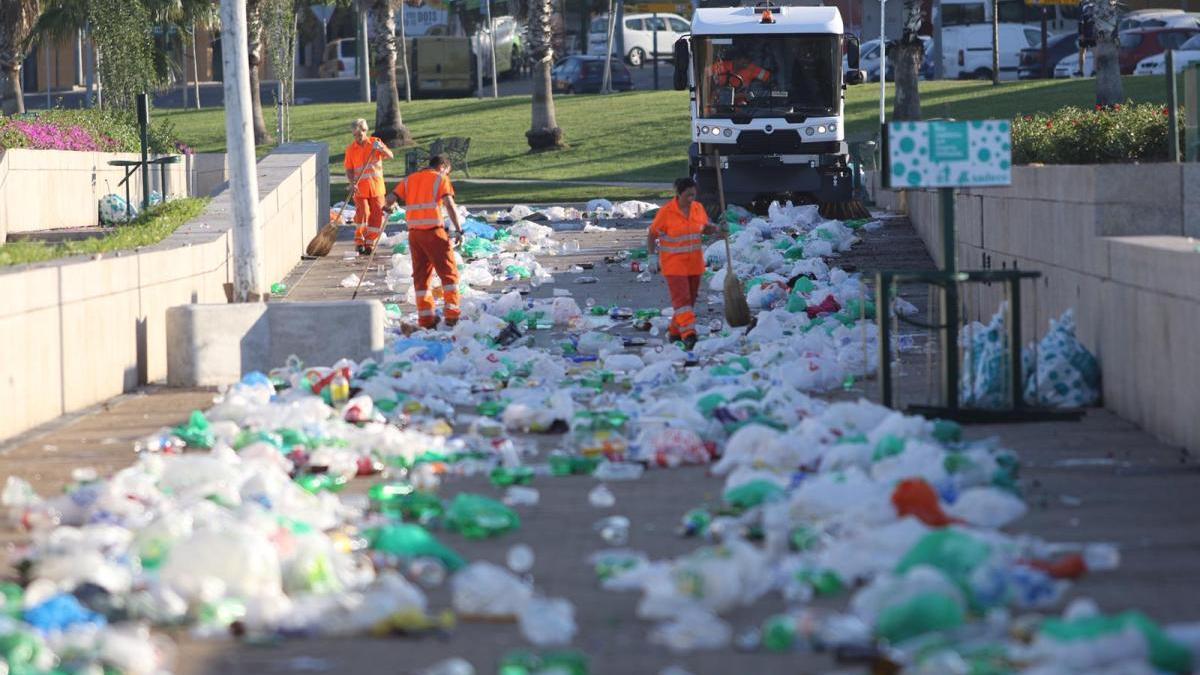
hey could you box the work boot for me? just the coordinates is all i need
[682,334,698,352]
[356,245,367,255]
[443,317,459,328]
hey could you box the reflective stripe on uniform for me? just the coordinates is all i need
[441,284,458,294]
[415,289,431,297]
[418,309,436,317]
[675,305,694,315]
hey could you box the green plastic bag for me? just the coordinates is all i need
[172,410,214,449]
[723,480,785,510]
[876,591,966,644]
[1039,611,1193,674]
[364,523,465,571]
[895,529,991,594]
[444,493,520,539]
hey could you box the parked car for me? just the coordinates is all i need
[319,38,358,78]
[942,23,1043,80]
[1055,26,1199,76]
[587,12,690,66]
[869,36,934,81]
[1134,32,1200,74]
[551,55,633,93]
[1118,9,1200,32]
[1018,31,1077,79]
[471,15,525,79]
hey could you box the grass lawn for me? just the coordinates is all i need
[162,76,1167,193]
[0,198,209,267]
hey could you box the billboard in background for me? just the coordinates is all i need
[400,0,450,36]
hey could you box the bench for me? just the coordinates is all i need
[404,137,472,177]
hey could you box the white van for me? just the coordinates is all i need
[588,13,690,66]
[942,0,1079,33]
[942,23,1043,79]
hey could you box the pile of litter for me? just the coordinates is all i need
[2,199,1190,675]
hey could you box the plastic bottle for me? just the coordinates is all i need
[270,282,286,295]
[518,597,578,646]
[502,487,540,507]
[594,515,630,546]
[588,484,616,508]
[591,462,644,481]
[444,493,520,539]
[329,372,351,405]
[419,658,476,675]
[507,544,535,573]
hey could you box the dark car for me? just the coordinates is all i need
[1018,32,1078,79]
[551,55,634,94]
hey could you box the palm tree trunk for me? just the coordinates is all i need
[891,0,924,122]
[247,0,271,145]
[0,64,24,115]
[1094,35,1122,106]
[892,41,922,121]
[526,0,563,151]
[370,0,411,147]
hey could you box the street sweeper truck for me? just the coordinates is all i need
[673,0,867,217]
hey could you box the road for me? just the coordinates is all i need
[21,62,676,111]
[4,208,1198,674]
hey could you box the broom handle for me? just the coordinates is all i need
[711,150,734,270]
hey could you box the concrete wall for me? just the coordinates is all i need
[0,142,328,443]
[873,163,1200,451]
[0,148,228,242]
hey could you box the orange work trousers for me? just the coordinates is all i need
[410,227,461,328]
[665,274,701,339]
[353,194,386,247]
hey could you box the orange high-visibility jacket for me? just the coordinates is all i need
[651,198,708,276]
[393,169,455,230]
[710,60,770,87]
[344,137,386,198]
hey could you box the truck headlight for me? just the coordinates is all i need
[805,127,815,136]
[701,126,710,135]
[817,125,827,134]
[828,122,837,132]
[723,128,733,137]
[710,127,721,136]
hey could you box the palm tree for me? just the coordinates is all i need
[891,0,923,121]
[521,0,562,150]
[367,0,411,146]
[246,0,271,144]
[1089,0,1123,106]
[0,0,42,115]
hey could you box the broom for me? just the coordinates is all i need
[306,145,382,257]
[712,151,752,328]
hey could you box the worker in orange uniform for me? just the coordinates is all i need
[344,118,394,255]
[647,177,724,351]
[386,153,464,329]
[709,47,771,107]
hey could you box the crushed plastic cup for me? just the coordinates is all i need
[518,596,578,646]
[507,544,536,574]
[594,516,631,546]
[588,484,616,508]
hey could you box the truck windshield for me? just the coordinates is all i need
[694,34,840,119]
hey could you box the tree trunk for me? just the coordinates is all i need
[526,0,563,151]
[370,0,411,146]
[1094,35,1123,106]
[0,64,24,115]
[892,41,923,121]
[247,0,272,145]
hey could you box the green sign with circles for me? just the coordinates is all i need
[884,120,1012,189]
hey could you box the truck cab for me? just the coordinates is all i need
[675,1,863,210]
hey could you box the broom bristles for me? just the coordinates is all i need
[724,270,752,327]
[818,199,872,221]
[306,222,340,257]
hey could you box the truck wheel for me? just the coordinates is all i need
[628,47,645,67]
[973,68,992,80]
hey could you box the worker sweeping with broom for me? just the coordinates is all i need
[386,153,464,330]
[344,118,394,255]
[648,177,726,351]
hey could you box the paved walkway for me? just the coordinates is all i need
[2,209,1197,674]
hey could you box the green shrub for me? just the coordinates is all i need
[0,198,208,267]
[1012,102,1182,165]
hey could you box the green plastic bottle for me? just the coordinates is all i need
[489,466,535,487]
[443,493,520,539]
[761,614,797,652]
[364,523,465,570]
[270,282,287,295]
[875,592,965,644]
